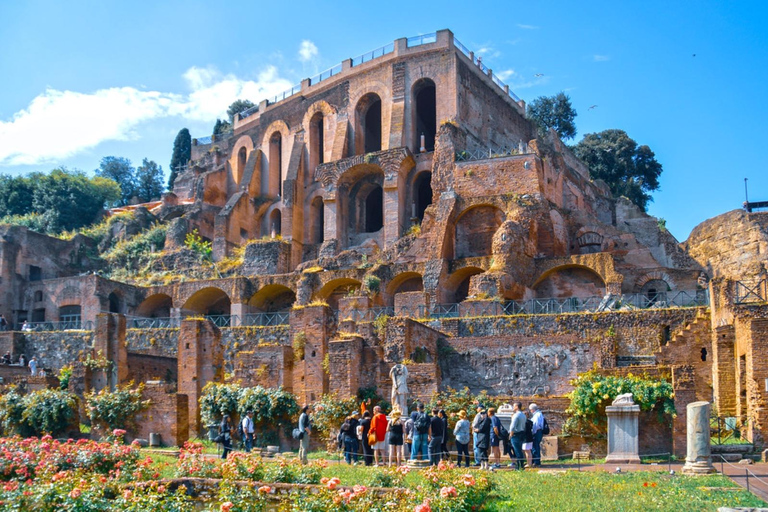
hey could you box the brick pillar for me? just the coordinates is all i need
[290,305,332,404]
[738,318,768,445]
[328,337,363,399]
[383,185,400,249]
[230,303,248,326]
[712,325,736,416]
[178,319,223,437]
[93,313,128,391]
[671,365,697,458]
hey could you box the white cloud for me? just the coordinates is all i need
[476,45,501,58]
[298,40,319,63]
[517,24,539,30]
[593,54,610,62]
[496,69,515,80]
[0,66,294,166]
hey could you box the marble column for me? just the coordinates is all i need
[605,393,641,464]
[682,401,716,475]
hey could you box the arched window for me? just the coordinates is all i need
[364,185,383,232]
[355,94,382,155]
[413,171,433,221]
[413,79,436,152]
[309,112,324,169]
[108,292,121,314]
[269,132,282,196]
[269,209,282,237]
[236,146,247,184]
[309,196,324,244]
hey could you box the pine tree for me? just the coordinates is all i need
[169,128,191,190]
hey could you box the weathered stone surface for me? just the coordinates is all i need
[605,394,641,464]
[682,401,716,475]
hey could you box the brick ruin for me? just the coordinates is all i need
[0,29,767,455]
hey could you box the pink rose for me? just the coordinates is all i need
[220,502,234,512]
[69,488,81,499]
[440,486,457,498]
[415,502,432,512]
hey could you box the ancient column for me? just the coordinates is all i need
[605,393,641,464]
[682,401,716,475]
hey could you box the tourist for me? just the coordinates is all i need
[473,407,491,470]
[510,401,526,469]
[488,407,502,467]
[386,407,404,466]
[219,414,233,459]
[28,356,38,376]
[360,410,374,466]
[453,409,471,467]
[471,403,484,466]
[339,414,359,465]
[410,403,430,461]
[523,407,534,468]
[0,314,7,331]
[529,403,544,467]
[428,407,444,465]
[439,409,449,460]
[370,405,388,465]
[17,354,26,367]
[298,405,312,464]
[404,411,416,456]
[21,321,31,332]
[1,352,11,365]
[241,410,255,453]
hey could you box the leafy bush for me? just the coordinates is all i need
[0,212,49,233]
[363,274,381,294]
[564,369,676,436]
[58,365,73,390]
[86,383,151,432]
[311,393,358,441]
[200,382,242,426]
[0,388,78,437]
[426,387,501,419]
[184,229,212,261]
[103,223,167,269]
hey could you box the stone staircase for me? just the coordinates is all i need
[656,309,711,366]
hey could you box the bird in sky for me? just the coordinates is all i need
[534,73,544,77]
[692,54,696,57]
[588,105,598,110]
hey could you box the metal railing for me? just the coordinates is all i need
[351,42,394,67]
[127,316,179,329]
[23,320,94,332]
[734,278,768,304]
[711,415,753,445]
[242,311,290,327]
[269,84,302,105]
[407,33,437,47]
[195,135,212,145]
[453,38,471,58]
[309,63,342,86]
[454,36,522,104]
[455,145,526,162]
[342,306,394,322]
[238,105,259,120]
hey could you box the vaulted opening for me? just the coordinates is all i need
[414,171,433,222]
[269,132,282,196]
[309,196,324,244]
[364,186,383,233]
[309,112,324,170]
[355,93,382,155]
[413,79,436,152]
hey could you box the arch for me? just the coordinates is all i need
[108,291,122,314]
[268,132,282,196]
[248,284,296,312]
[316,278,362,310]
[413,171,432,222]
[454,205,504,259]
[136,293,173,318]
[576,231,604,254]
[355,93,382,155]
[640,279,670,305]
[182,287,231,316]
[338,164,385,247]
[387,272,424,295]
[412,78,436,152]
[269,208,282,237]
[236,146,247,185]
[309,112,324,170]
[532,265,606,299]
[445,267,485,303]
[309,195,325,244]
[59,304,82,326]
[229,135,254,187]
[33,290,43,302]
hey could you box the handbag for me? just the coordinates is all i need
[292,427,304,440]
[368,430,378,446]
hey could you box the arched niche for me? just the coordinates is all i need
[533,265,606,299]
[136,293,173,318]
[453,205,504,259]
[355,93,382,155]
[182,287,231,316]
[412,78,436,152]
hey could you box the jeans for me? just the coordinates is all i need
[428,435,443,465]
[221,436,232,459]
[411,432,428,460]
[510,433,525,469]
[343,436,359,464]
[532,430,543,466]
[244,433,253,452]
[299,433,310,463]
[456,441,470,467]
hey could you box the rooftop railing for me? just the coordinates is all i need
[455,145,529,162]
[238,105,259,120]
[734,278,768,304]
[407,33,437,47]
[242,311,290,327]
[351,42,395,67]
[23,320,94,332]
[309,63,342,86]
[195,135,212,145]
[127,316,179,329]
[269,84,302,105]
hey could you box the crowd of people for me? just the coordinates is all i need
[216,400,548,471]
[0,352,37,375]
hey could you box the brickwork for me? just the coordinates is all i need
[126,353,177,384]
[132,382,189,447]
[125,328,179,358]
[289,306,332,404]
[178,319,223,436]
[233,346,293,390]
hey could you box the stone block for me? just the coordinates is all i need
[242,240,291,275]
[541,435,558,460]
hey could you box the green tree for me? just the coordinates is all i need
[574,129,662,211]
[134,158,164,203]
[96,156,135,206]
[227,99,255,123]
[32,168,120,232]
[213,118,232,136]
[527,92,578,140]
[169,128,191,190]
[0,174,37,217]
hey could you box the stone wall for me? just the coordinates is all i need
[233,346,293,390]
[126,353,177,384]
[131,382,189,447]
[18,330,94,373]
[220,326,290,373]
[125,328,179,358]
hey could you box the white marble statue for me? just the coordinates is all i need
[390,363,409,415]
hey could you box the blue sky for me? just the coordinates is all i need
[1,0,767,241]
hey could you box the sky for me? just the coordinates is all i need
[1,0,767,241]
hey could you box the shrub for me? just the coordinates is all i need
[86,383,151,432]
[1,388,79,437]
[426,387,500,419]
[58,365,73,390]
[184,229,212,261]
[363,274,381,294]
[311,393,358,441]
[200,382,242,426]
[103,223,167,269]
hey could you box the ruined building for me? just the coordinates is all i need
[0,30,766,455]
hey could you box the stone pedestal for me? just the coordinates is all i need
[682,401,716,475]
[605,394,641,464]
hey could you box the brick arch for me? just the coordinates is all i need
[635,271,675,292]
[229,135,255,186]
[301,100,337,134]
[248,284,296,311]
[386,271,424,296]
[532,264,606,299]
[260,120,291,149]
[136,293,173,318]
[443,266,485,303]
[181,287,231,316]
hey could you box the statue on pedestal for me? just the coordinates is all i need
[390,363,409,415]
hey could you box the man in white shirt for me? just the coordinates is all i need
[28,357,38,376]
[529,403,545,467]
[510,402,526,469]
[471,403,484,466]
[241,410,255,452]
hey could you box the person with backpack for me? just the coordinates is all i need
[453,410,471,467]
[473,406,491,470]
[427,407,444,465]
[298,405,312,464]
[360,410,374,466]
[529,403,547,467]
[488,407,502,468]
[219,414,233,459]
[471,403,484,466]
[339,414,359,465]
[410,403,430,461]
[510,401,527,469]
[240,410,255,452]
[370,405,388,466]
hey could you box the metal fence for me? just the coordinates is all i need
[453,36,522,104]
[127,317,179,329]
[341,306,394,322]
[24,320,94,332]
[309,63,343,86]
[407,33,437,47]
[351,42,394,67]
[238,105,259,120]
[453,37,471,58]
[711,415,753,446]
[195,135,212,145]
[455,146,525,162]
[734,278,768,304]
[269,84,302,105]
[242,312,290,327]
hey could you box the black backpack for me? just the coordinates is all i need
[414,413,430,433]
[542,417,550,435]
[498,421,509,440]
